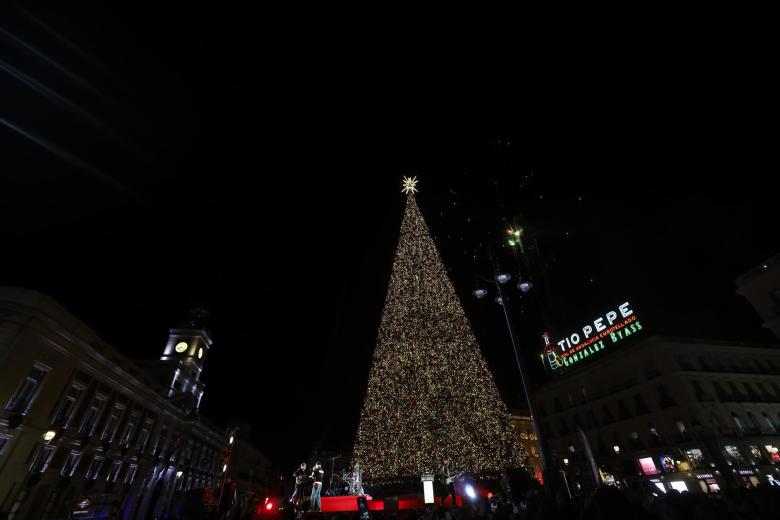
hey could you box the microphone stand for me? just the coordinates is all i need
[328,455,341,496]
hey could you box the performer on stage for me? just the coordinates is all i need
[310,462,325,511]
[290,462,307,510]
[439,457,459,506]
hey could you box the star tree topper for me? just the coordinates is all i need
[401,176,419,194]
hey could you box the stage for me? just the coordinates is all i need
[319,495,464,512]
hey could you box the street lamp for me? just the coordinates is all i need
[613,445,620,454]
[217,427,238,512]
[472,267,549,476]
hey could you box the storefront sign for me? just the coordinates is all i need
[737,469,755,476]
[639,457,659,475]
[544,301,643,370]
[685,448,706,469]
[723,445,746,465]
[695,473,715,479]
[765,445,780,463]
[659,454,677,473]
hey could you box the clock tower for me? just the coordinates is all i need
[159,307,212,413]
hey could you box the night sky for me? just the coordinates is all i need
[2,4,778,472]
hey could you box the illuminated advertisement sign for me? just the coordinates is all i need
[544,302,643,370]
[639,457,658,475]
[765,445,780,463]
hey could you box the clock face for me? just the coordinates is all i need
[197,347,203,359]
[174,341,188,353]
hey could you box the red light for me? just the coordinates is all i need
[266,502,274,511]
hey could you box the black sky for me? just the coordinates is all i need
[2,3,778,471]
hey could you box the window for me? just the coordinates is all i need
[748,412,760,429]
[101,404,125,443]
[137,420,153,453]
[648,424,662,443]
[657,386,676,408]
[60,451,82,477]
[710,412,722,428]
[79,394,106,436]
[764,413,778,433]
[29,445,56,473]
[120,412,139,447]
[5,365,47,415]
[86,457,104,479]
[153,426,168,456]
[601,404,615,424]
[634,394,650,415]
[52,385,84,428]
[617,399,631,420]
[559,419,571,435]
[678,356,694,371]
[732,413,745,433]
[0,434,10,455]
[107,461,123,482]
[125,464,138,484]
[728,382,744,401]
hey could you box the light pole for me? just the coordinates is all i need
[472,253,552,485]
[217,426,238,513]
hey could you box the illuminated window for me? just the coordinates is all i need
[5,365,48,415]
[137,419,154,453]
[86,457,104,479]
[60,451,82,477]
[30,445,56,473]
[107,461,123,482]
[120,412,139,447]
[764,413,778,433]
[125,464,138,484]
[732,413,745,433]
[101,404,125,442]
[79,394,106,436]
[52,384,85,428]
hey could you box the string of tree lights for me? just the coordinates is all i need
[353,177,529,481]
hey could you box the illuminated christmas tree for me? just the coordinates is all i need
[353,177,528,481]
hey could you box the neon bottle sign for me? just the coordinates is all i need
[544,301,644,371]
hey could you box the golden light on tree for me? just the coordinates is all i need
[353,180,529,481]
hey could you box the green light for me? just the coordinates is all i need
[508,240,516,246]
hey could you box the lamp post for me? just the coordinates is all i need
[217,426,238,513]
[472,256,551,483]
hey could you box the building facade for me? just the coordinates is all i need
[509,410,542,482]
[536,335,780,495]
[736,253,780,341]
[0,288,229,519]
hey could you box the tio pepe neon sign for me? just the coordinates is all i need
[544,301,643,370]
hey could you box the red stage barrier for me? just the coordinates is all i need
[320,496,383,512]
[321,495,464,512]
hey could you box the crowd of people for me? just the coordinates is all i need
[301,482,780,520]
